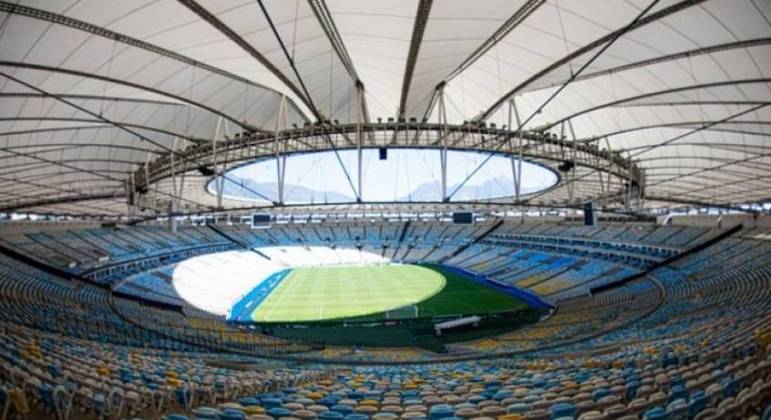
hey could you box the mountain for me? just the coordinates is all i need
[220,178,355,203]
[399,176,513,202]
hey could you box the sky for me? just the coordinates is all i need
[210,148,558,203]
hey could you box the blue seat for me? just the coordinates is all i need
[347,391,364,400]
[626,380,641,401]
[262,397,284,409]
[267,407,293,419]
[318,397,339,407]
[507,403,529,414]
[428,404,455,420]
[549,402,576,419]
[668,385,685,403]
[191,407,220,419]
[344,414,369,420]
[238,397,260,406]
[467,395,485,404]
[163,414,189,420]
[220,408,246,420]
[174,388,191,407]
[485,380,502,389]
[666,398,688,420]
[592,388,610,402]
[364,391,382,400]
[318,411,345,420]
[688,391,709,417]
[721,378,738,398]
[493,389,512,401]
[762,404,771,420]
[643,406,667,420]
[36,384,55,414]
[331,404,354,415]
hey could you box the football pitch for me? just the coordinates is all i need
[250,264,528,322]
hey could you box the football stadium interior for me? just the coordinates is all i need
[0,1,770,419]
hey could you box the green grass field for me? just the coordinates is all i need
[250,264,527,323]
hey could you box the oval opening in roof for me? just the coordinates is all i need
[207,148,558,204]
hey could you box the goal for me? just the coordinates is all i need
[385,304,419,320]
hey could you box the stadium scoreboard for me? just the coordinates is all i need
[251,214,272,229]
[452,212,474,225]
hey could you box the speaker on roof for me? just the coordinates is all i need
[198,166,215,176]
[379,147,388,160]
[558,161,574,172]
[584,201,597,226]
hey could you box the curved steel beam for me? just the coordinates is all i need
[0,162,128,178]
[645,147,771,189]
[543,79,771,130]
[0,1,308,123]
[582,120,771,142]
[0,142,161,158]
[398,0,433,119]
[422,0,546,120]
[476,0,707,122]
[0,68,276,205]
[0,92,184,107]
[0,61,251,130]
[308,0,369,123]
[0,192,125,213]
[611,100,771,108]
[536,37,771,91]
[0,120,205,144]
[643,195,763,212]
[622,141,771,155]
[0,146,211,210]
[176,0,312,119]
[0,179,122,197]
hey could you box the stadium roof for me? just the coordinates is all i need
[0,0,769,216]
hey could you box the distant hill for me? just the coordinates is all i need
[220,174,534,203]
[400,176,513,201]
[220,178,355,203]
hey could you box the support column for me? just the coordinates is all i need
[438,87,448,202]
[508,98,523,203]
[604,136,614,203]
[169,137,179,232]
[212,117,224,209]
[142,152,152,213]
[567,120,578,206]
[126,171,135,220]
[356,84,364,202]
[274,95,288,205]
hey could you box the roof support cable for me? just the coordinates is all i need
[541,104,770,205]
[0,69,274,207]
[99,36,117,118]
[478,0,706,123]
[420,0,545,122]
[446,0,662,202]
[554,0,574,77]
[255,0,360,201]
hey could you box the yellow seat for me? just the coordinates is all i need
[497,414,523,420]
[244,406,265,415]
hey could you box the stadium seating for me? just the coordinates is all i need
[0,221,769,418]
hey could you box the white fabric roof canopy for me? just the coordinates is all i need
[0,0,768,215]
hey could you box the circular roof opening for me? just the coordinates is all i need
[208,148,558,204]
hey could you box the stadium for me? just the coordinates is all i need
[0,0,770,419]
